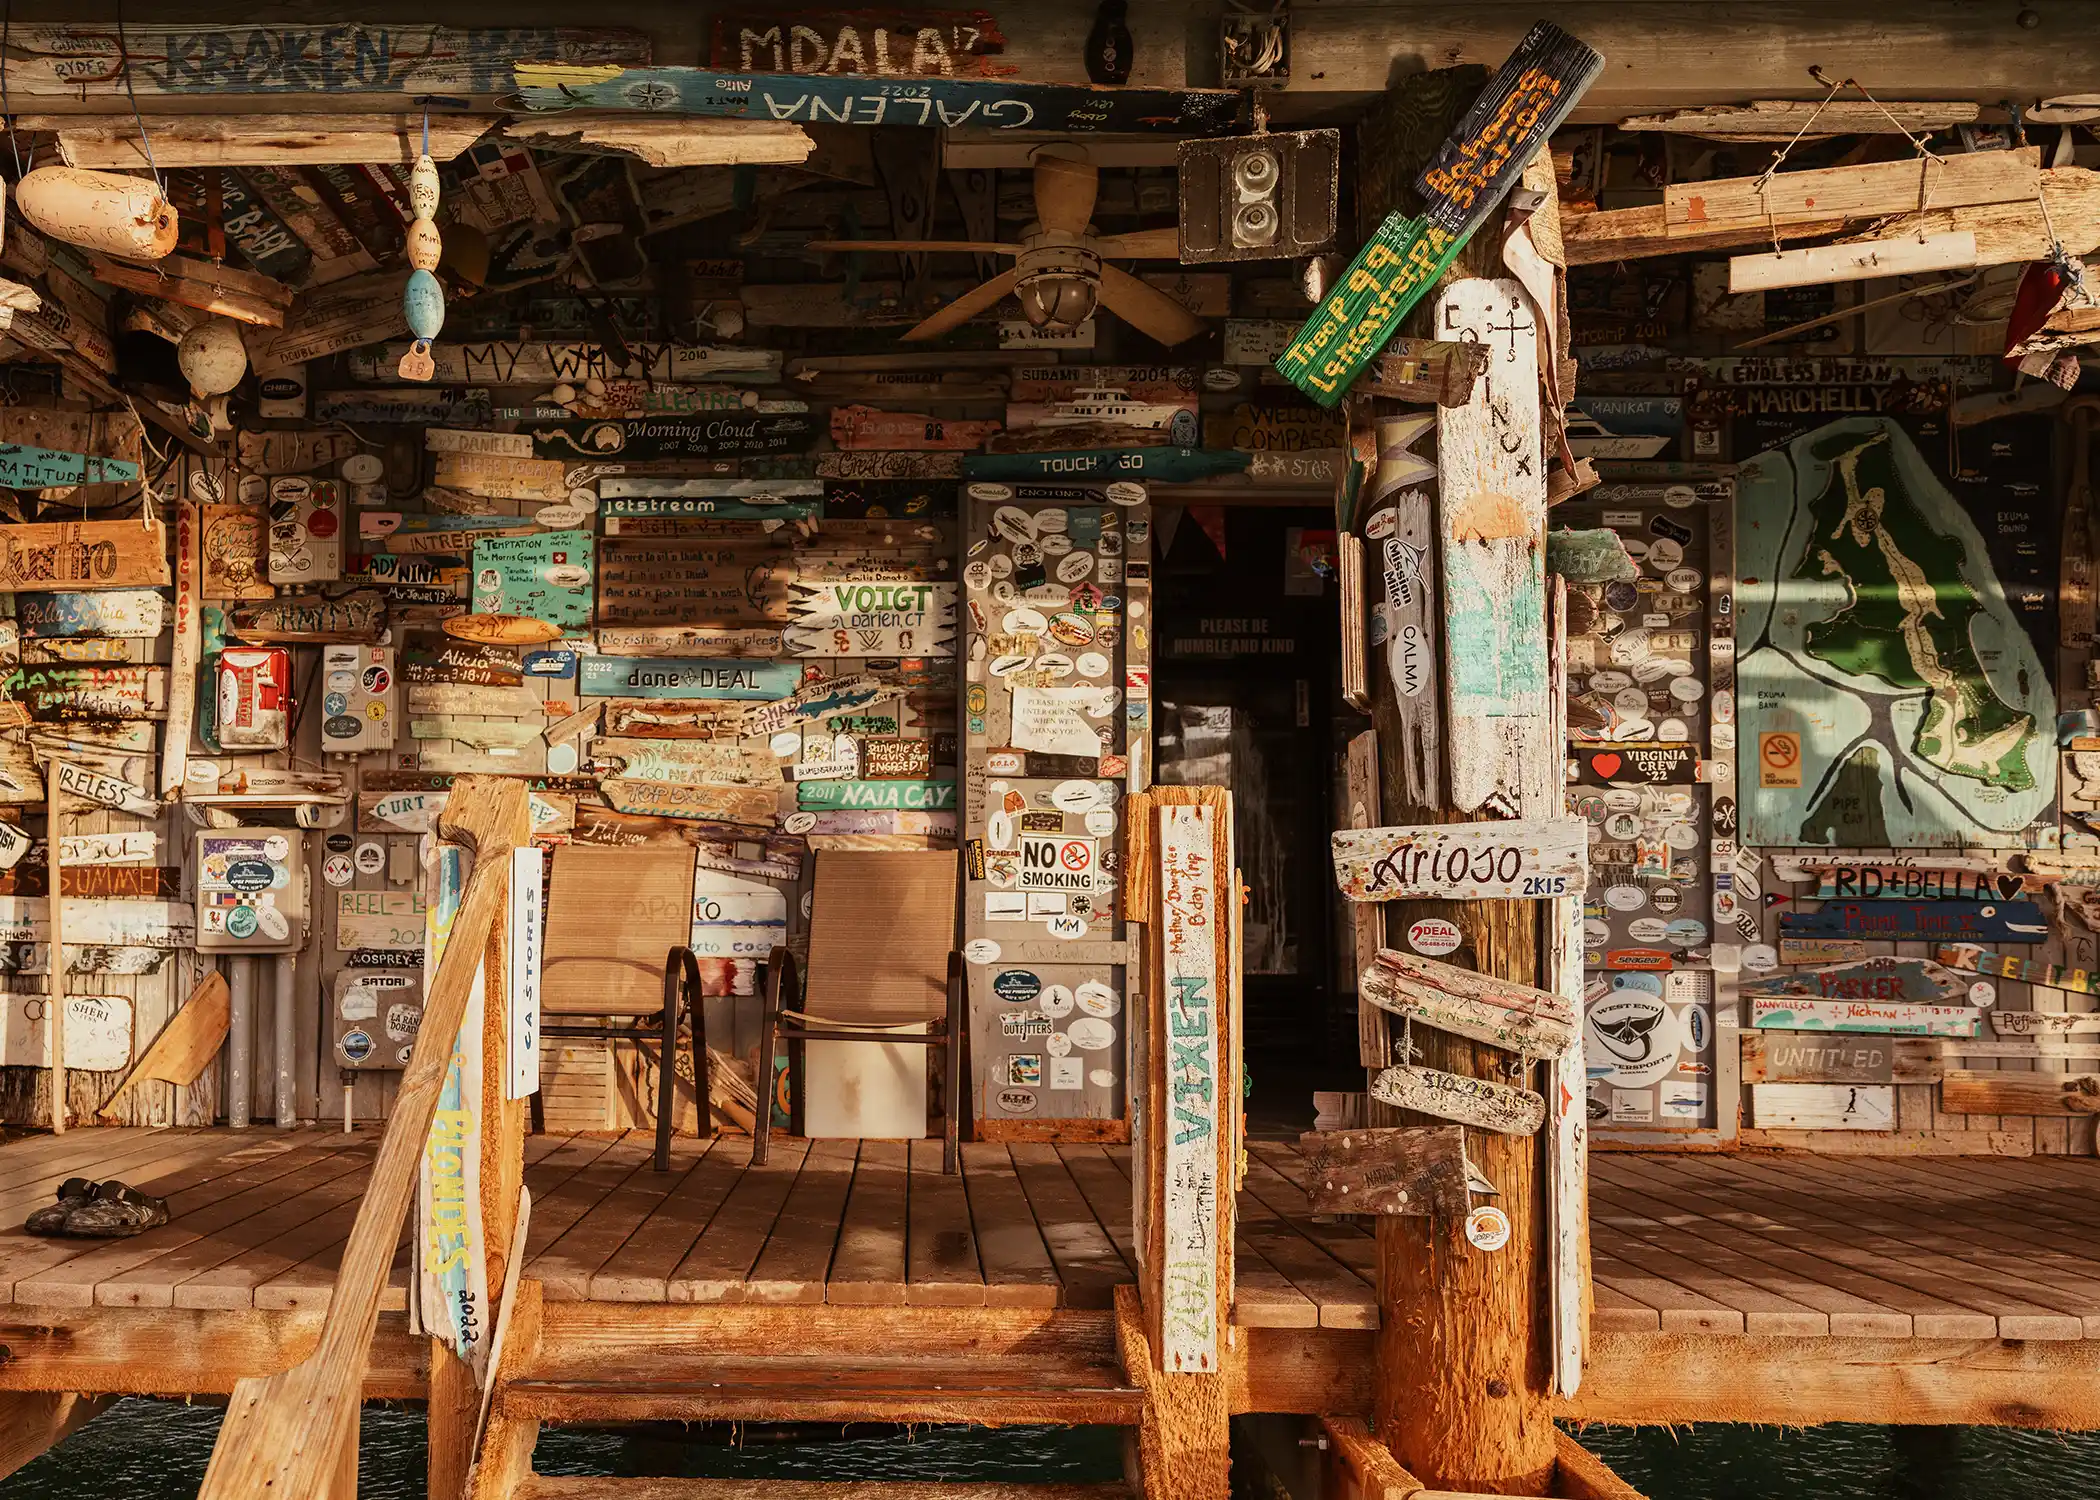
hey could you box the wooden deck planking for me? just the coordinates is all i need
[827,1139,912,1306]
[1006,1143,1131,1310]
[666,1136,812,1302]
[586,1136,751,1302]
[531,1138,718,1300]
[906,1137,985,1307]
[959,1141,1063,1309]
[742,1139,857,1304]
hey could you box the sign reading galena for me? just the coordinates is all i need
[1331,817,1588,902]
[785,580,957,657]
[1159,802,1220,1374]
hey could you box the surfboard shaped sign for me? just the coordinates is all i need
[1370,1062,1545,1136]
[1748,997,1981,1037]
[1739,958,1972,1006]
[1361,947,1575,1059]
[1332,816,1587,902]
[1935,943,2100,999]
[1779,900,2049,944]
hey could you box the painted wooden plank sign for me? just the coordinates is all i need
[1370,1062,1545,1136]
[529,414,815,461]
[1748,997,1981,1037]
[1273,213,1465,406]
[1740,1032,1921,1086]
[1936,943,2100,998]
[830,406,999,451]
[1295,1125,1468,1218]
[0,443,139,488]
[590,737,776,787]
[712,11,1007,76]
[0,520,167,590]
[59,831,158,866]
[596,625,785,658]
[598,541,797,627]
[579,656,799,701]
[403,642,523,687]
[1412,23,1605,236]
[784,579,957,658]
[960,447,1248,483]
[794,778,954,811]
[1436,278,1549,814]
[1990,1010,2100,1036]
[0,898,194,948]
[10,663,167,720]
[347,341,782,386]
[1785,865,2044,901]
[1751,1082,1895,1131]
[510,66,1244,134]
[1157,801,1222,1372]
[1331,816,1586,902]
[817,450,961,481]
[18,590,165,638]
[1780,901,2049,944]
[470,529,594,630]
[55,762,157,817]
[0,24,649,97]
[1361,947,1575,1059]
[226,591,387,643]
[1739,958,1972,1005]
[600,777,778,827]
[0,992,131,1071]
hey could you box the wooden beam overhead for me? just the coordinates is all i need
[1620,100,1983,139]
[500,116,813,169]
[1287,3,2100,116]
[1666,149,2039,235]
[20,114,496,168]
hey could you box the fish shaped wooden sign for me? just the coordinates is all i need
[1370,1062,1544,1136]
[1779,900,2049,944]
[1738,958,1972,1006]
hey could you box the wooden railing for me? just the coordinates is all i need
[197,777,531,1500]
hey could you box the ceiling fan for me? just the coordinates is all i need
[806,147,1204,347]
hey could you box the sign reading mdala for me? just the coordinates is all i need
[578,656,799,700]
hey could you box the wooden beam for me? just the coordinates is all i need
[1552,1432,1647,1500]
[1666,149,2037,234]
[1115,1285,1230,1500]
[1286,4,2100,116]
[502,117,812,168]
[1323,1415,1425,1500]
[0,1308,429,1397]
[1619,100,1981,138]
[1561,203,1848,265]
[1729,230,1980,293]
[23,113,496,167]
[0,1392,112,1480]
[1569,1334,2100,1429]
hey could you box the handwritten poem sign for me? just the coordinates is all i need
[1159,802,1220,1374]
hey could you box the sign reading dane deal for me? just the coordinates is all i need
[577,656,800,700]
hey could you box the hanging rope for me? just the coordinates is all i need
[1756,68,1951,251]
[1,0,24,178]
[113,0,161,191]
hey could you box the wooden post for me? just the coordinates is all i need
[428,795,532,1497]
[1359,63,1557,1497]
[43,762,64,1134]
[1123,784,1236,1500]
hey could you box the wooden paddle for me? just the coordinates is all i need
[96,970,230,1121]
[197,777,528,1500]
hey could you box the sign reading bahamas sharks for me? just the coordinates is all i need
[529,414,814,461]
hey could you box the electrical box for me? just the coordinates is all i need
[267,476,344,584]
[1176,129,1339,263]
[320,644,398,754]
[332,967,421,1069]
[195,829,307,952]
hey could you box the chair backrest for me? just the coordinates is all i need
[543,844,697,1016]
[802,849,958,1026]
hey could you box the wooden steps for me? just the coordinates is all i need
[499,1359,1144,1428]
[522,1482,1132,1499]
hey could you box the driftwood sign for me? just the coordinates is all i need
[1747,997,1981,1037]
[711,12,1009,77]
[600,777,778,827]
[1936,943,2100,999]
[598,540,797,626]
[347,341,782,386]
[1779,901,2049,944]
[1296,1125,1468,1218]
[829,406,1000,451]
[0,520,168,590]
[1739,958,1972,1005]
[1366,413,1439,807]
[1370,1063,1545,1136]
[18,590,166,638]
[1361,947,1576,1059]
[529,414,815,461]
[1332,817,1587,902]
[1354,338,1490,407]
[784,579,956,657]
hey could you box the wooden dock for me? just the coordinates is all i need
[2,1128,2097,1433]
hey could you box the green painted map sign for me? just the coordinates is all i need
[1737,407,2057,849]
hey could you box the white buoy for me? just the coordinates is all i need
[16,166,178,260]
[177,319,247,397]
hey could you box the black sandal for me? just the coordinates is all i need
[60,1181,169,1238]
[24,1177,97,1236]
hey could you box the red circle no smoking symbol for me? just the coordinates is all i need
[1059,841,1090,871]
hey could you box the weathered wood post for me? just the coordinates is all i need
[425,801,535,1498]
[1119,784,1237,1500]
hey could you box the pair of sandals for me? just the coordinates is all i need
[24,1177,169,1238]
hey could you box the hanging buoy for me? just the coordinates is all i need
[16,166,178,260]
[177,319,247,397]
[397,146,445,383]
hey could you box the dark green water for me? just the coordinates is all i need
[4,1401,2097,1496]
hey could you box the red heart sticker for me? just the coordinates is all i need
[1590,752,1623,778]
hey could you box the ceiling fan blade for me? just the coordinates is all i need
[806,239,1022,255]
[901,266,1022,342]
[1034,154,1099,237]
[1096,263,1207,348]
[1093,226,1183,258]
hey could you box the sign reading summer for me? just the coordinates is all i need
[509,66,1243,134]
[1737,410,2057,847]
[578,656,798,700]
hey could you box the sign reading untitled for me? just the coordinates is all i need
[1331,817,1587,902]
[1159,802,1221,1374]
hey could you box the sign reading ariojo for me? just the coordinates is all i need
[1331,817,1588,902]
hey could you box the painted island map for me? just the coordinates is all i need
[1738,412,2057,848]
